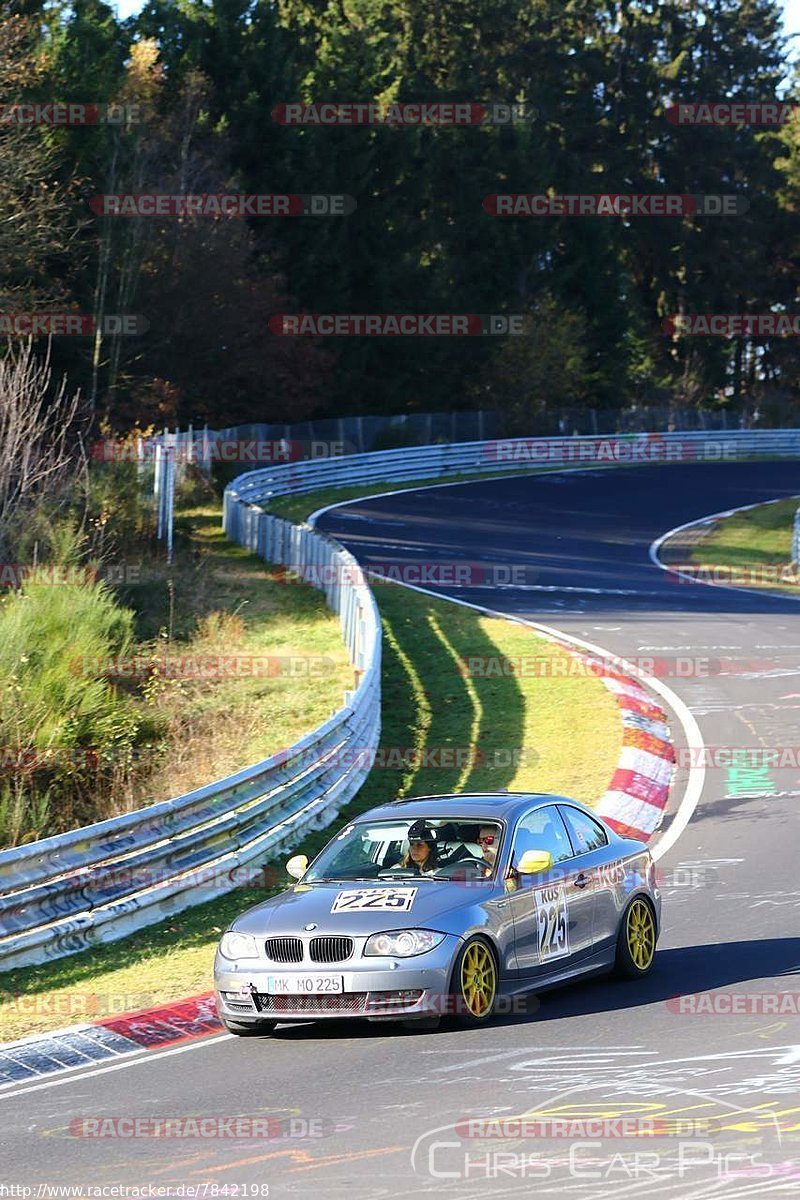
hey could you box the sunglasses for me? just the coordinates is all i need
[477,835,496,845]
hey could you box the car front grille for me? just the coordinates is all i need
[264,936,304,963]
[309,936,353,964]
[254,992,368,1016]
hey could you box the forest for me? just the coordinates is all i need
[1,0,798,432]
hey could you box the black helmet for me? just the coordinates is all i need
[408,819,437,843]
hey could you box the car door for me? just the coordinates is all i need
[558,804,624,956]
[506,804,596,975]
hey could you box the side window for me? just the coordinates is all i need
[559,806,609,855]
[376,839,405,868]
[512,805,573,865]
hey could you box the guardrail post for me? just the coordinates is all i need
[164,446,175,563]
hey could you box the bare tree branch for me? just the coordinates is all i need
[0,339,88,556]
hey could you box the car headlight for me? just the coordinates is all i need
[219,931,259,961]
[364,930,445,957]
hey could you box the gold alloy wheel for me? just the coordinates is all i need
[626,898,656,970]
[460,941,497,1017]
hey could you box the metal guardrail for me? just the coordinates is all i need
[225,429,800,511]
[2,428,799,971]
[0,518,381,970]
[154,441,177,561]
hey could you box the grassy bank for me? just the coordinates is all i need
[0,579,621,1042]
[681,497,800,594]
[120,505,353,806]
[0,503,353,844]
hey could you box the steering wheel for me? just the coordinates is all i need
[433,857,488,880]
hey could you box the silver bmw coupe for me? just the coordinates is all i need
[214,792,661,1034]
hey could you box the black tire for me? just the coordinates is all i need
[222,1017,278,1036]
[614,896,657,979]
[448,936,499,1027]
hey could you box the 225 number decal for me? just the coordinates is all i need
[331,888,417,913]
[534,884,569,961]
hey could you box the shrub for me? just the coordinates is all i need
[0,563,147,840]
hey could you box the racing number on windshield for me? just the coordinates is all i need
[534,884,570,961]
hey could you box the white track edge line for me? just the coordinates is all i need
[649,495,800,600]
[341,571,706,863]
[306,465,609,527]
[0,1033,232,1100]
[311,476,705,860]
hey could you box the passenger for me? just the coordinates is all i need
[400,820,440,874]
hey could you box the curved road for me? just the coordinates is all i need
[3,461,800,1198]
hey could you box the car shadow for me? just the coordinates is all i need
[494,936,800,1026]
[260,937,800,1039]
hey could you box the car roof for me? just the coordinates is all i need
[357,792,592,825]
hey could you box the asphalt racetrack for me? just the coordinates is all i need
[3,461,800,1198]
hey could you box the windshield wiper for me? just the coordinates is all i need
[306,876,380,884]
[376,870,443,880]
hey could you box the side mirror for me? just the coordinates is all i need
[517,849,553,875]
[286,853,308,880]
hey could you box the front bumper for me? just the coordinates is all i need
[214,945,457,1023]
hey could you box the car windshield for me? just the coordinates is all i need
[303,817,503,882]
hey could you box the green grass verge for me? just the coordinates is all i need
[684,496,800,594]
[0,581,621,1042]
[112,504,354,810]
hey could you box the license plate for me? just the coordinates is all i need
[266,975,344,995]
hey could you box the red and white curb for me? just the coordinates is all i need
[589,663,675,842]
[0,993,220,1086]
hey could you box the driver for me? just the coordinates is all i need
[477,824,500,876]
